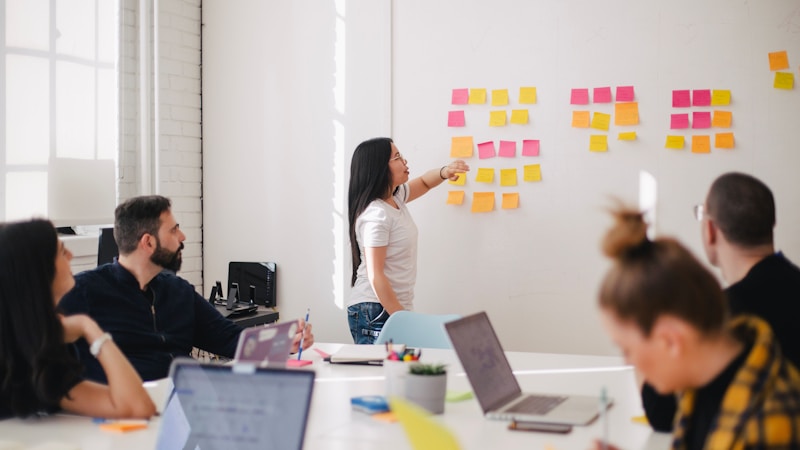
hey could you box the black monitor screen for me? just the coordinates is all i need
[228,262,276,307]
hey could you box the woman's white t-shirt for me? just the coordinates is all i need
[348,184,418,310]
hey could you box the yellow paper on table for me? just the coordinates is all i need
[614,102,639,125]
[618,131,637,141]
[491,89,509,106]
[475,168,494,183]
[446,191,465,205]
[489,110,507,127]
[590,112,611,131]
[500,168,518,186]
[572,110,590,128]
[715,132,735,149]
[448,172,466,186]
[502,193,519,209]
[450,136,474,158]
[665,135,685,150]
[471,192,495,213]
[389,397,461,450]
[711,89,731,106]
[510,109,528,124]
[469,88,486,104]
[589,135,608,152]
[519,87,537,104]
[774,72,794,90]
[523,164,542,182]
[692,135,711,153]
[712,110,732,128]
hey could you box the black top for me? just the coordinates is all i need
[58,262,243,382]
[642,252,800,432]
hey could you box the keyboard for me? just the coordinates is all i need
[506,395,567,415]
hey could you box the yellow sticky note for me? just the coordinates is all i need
[446,191,465,205]
[523,164,542,182]
[450,136,474,158]
[614,102,639,126]
[591,112,611,131]
[500,168,517,186]
[618,131,637,141]
[711,89,731,106]
[471,192,495,213]
[712,110,732,128]
[589,135,608,152]
[389,398,461,450]
[631,415,650,425]
[715,132,735,149]
[491,89,509,106]
[768,50,789,71]
[475,168,494,183]
[774,72,794,90]
[665,135,685,149]
[502,193,519,209]
[469,88,486,104]
[572,110,590,128]
[448,172,466,186]
[519,87,537,104]
[489,110,507,127]
[692,135,711,153]
[510,109,528,124]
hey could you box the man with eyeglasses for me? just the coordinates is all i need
[641,172,800,432]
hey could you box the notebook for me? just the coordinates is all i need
[444,312,609,425]
[234,321,297,367]
[155,359,315,450]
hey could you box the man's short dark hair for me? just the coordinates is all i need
[114,195,172,255]
[706,172,775,247]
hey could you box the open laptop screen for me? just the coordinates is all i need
[156,360,315,450]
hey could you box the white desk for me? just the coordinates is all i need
[0,343,671,450]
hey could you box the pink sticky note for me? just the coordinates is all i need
[498,140,516,157]
[477,141,497,159]
[448,110,465,127]
[692,111,711,129]
[451,88,469,105]
[594,87,612,103]
[522,139,540,157]
[670,113,690,129]
[570,88,590,105]
[672,90,690,107]
[692,89,711,107]
[616,86,635,102]
[287,359,313,367]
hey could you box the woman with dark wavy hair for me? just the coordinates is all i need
[0,219,154,419]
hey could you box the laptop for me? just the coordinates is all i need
[155,359,315,450]
[444,312,609,425]
[234,321,297,367]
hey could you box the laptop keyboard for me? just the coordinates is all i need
[506,395,567,415]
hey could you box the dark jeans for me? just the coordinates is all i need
[347,302,389,344]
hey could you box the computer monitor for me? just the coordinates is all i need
[97,227,119,266]
[228,262,276,307]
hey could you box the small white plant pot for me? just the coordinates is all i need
[404,373,447,414]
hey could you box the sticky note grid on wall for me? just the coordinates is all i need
[568,85,639,151]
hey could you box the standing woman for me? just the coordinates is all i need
[347,138,469,344]
[0,219,155,419]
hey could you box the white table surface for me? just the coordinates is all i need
[0,343,671,450]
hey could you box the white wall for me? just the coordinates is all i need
[202,0,800,354]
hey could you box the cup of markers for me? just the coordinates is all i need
[383,343,421,398]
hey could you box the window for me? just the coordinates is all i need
[2,0,119,222]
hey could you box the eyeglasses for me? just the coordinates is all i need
[693,204,705,221]
[389,153,406,163]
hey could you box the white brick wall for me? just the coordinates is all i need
[118,0,204,293]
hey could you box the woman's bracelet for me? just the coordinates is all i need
[439,166,448,180]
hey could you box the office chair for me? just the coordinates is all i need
[97,227,119,266]
[375,311,461,349]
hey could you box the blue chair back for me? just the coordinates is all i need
[375,311,461,349]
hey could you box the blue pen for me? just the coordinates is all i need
[297,308,310,360]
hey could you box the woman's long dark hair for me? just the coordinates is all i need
[0,219,82,417]
[348,137,394,286]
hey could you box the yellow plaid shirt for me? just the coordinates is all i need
[672,316,800,450]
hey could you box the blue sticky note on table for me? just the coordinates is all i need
[351,395,390,414]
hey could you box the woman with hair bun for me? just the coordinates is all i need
[592,207,800,450]
[0,219,155,419]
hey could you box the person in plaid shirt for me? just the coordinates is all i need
[592,206,800,450]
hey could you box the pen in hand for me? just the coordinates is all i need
[297,308,310,361]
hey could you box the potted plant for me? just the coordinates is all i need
[404,363,447,414]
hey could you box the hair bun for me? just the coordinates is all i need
[602,207,649,259]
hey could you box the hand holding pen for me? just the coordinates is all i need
[296,308,312,359]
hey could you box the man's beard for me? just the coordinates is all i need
[151,240,184,272]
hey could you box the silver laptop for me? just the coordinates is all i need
[445,312,609,425]
[155,359,315,450]
[234,321,297,367]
